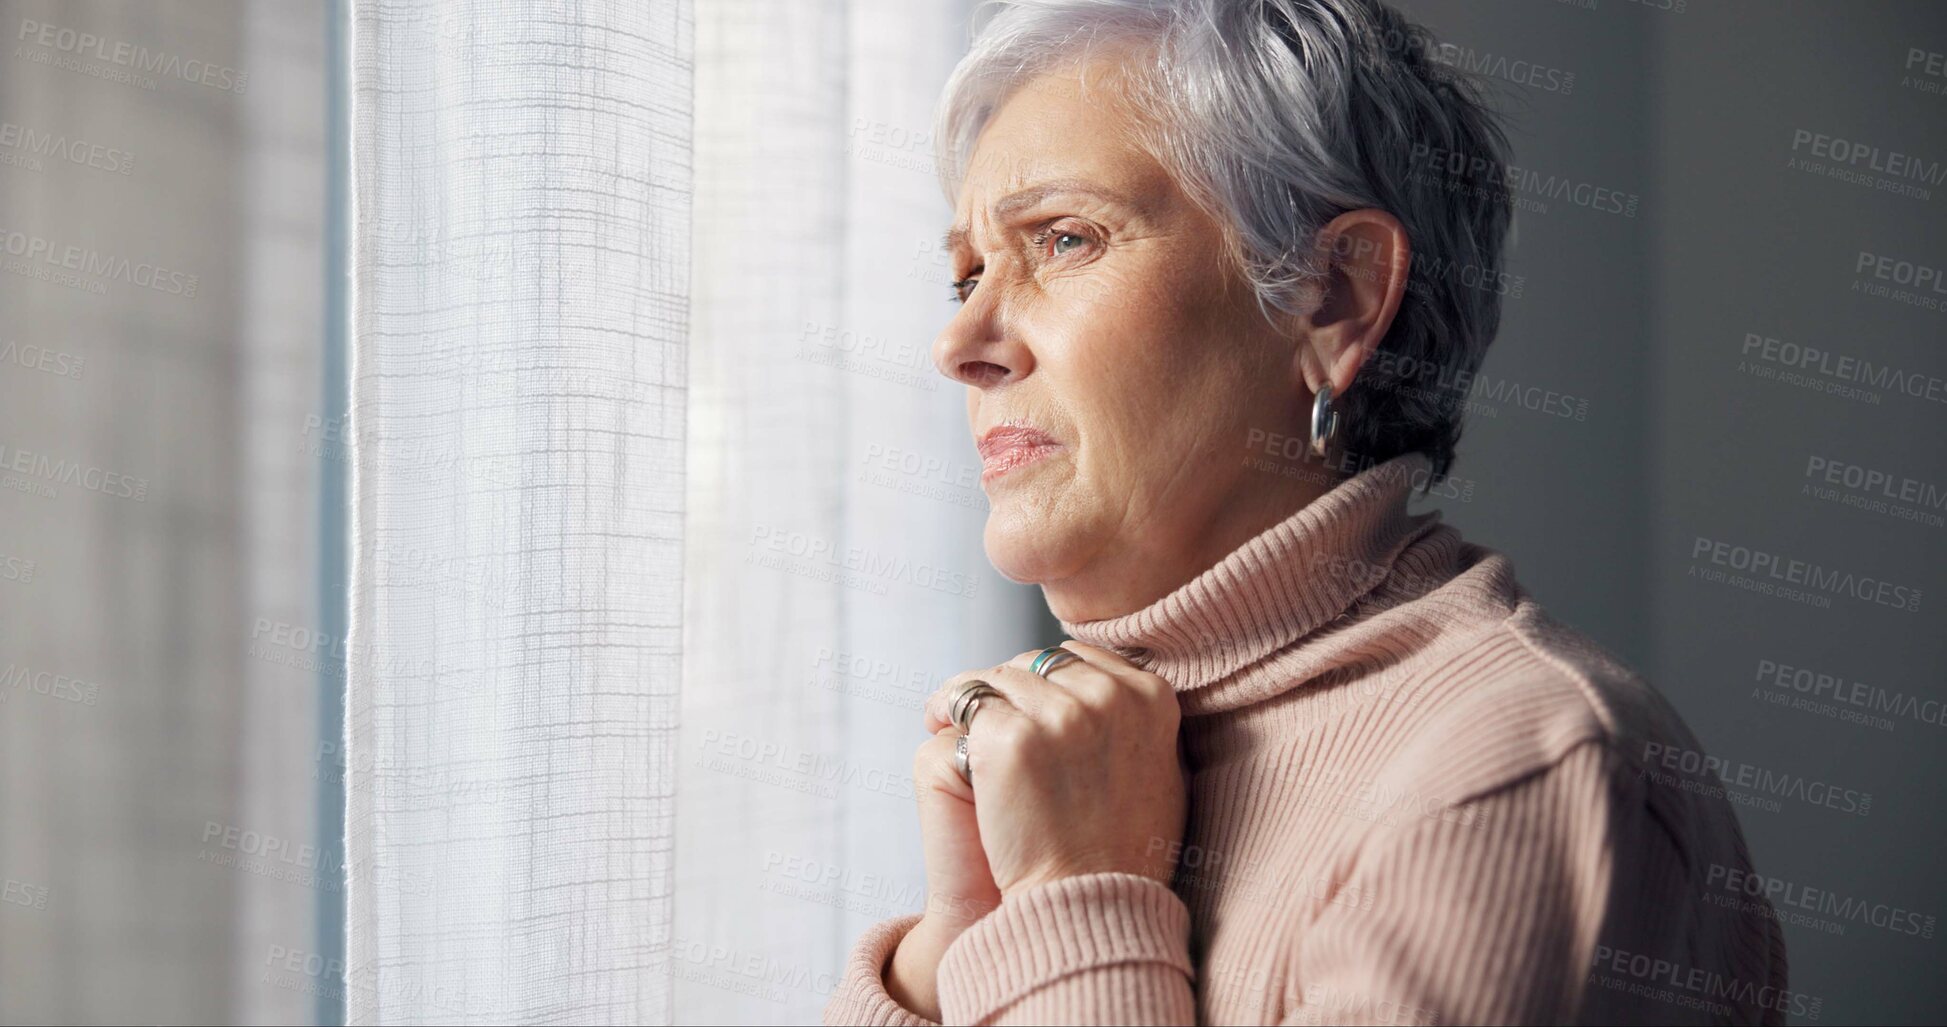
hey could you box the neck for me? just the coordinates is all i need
[1054,453,1445,711]
[1039,467,1342,623]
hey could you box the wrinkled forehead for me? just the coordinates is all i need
[947,63,1176,231]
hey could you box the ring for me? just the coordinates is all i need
[1030,645,1081,677]
[953,734,972,783]
[949,679,1000,733]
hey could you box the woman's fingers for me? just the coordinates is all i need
[925,657,1085,736]
[907,726,1003,942]
[1001,643,1128,708]
[923,670,984,734]
[1017,640,1166,690]
[922,644,1186,898]
[914,725,973,801]
[924,665,1035,733]
[926,640,1143,730]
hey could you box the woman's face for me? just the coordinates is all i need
[937,58,1318,621]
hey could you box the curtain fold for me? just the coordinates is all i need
[677,1,1045,1023]
[347,1,693,1023]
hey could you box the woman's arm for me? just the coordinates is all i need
[922,744,1618,1026]
[838,736,1787,1026]
[1273,741,1618,1025]
[822,914,942,1027]
[828,641,1190,1024]
[936,872,1196,1025]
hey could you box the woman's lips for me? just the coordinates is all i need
[977,426,1062,484]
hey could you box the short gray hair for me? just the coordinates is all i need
[934,0,1515,480]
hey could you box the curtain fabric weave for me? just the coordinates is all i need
[675,1,1046,1022]
[347,1,693,1022]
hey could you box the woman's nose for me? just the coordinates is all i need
[932,281,1033,390]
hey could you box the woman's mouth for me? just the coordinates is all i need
[977,426,1063,484]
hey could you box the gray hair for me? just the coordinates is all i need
[934,0,1515,480]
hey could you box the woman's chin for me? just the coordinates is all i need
[981,508,1085,586]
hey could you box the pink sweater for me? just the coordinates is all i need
[824,454,1791,1025]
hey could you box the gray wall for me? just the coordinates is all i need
[1391,1,1947,1022]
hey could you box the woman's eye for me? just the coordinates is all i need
[950,277,977,304]
[1037,227,1091,258]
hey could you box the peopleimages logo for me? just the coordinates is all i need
[1408,144,1638,218]
[0,442,148,501]
[1739,331,1947,405]
[1588,945,1820,1020]
[0,662,102,706]
[1855,251,1947,293]
[1641,742,1872,816]
[1803,455,1947,528]
[199,821,344,879]
[1361,349,1590,422]
[747,524,979,599]
[1906,48,1947,95]
[0,228,199,297]
[809,647,939,690]
[1704,863,1937,940]
[0,121,134,175]
[1688,536,1922,613]
[695,729,916,802]
[0,340,85,379]
[16,18,248,93]
[1754,658,1947,731]
[1853,250,1947,311]
[760,849,931,917]
[0,553,33,585]
[1,879,50,912]
[1788,129,1945,199]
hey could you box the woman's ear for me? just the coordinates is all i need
[1295,209,1411,396]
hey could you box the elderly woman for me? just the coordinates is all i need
[825,1,1788,1024]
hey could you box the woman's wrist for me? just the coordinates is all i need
[885,915,962,1022]
[1001,853,1178,902]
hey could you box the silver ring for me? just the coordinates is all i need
[1029,645,1081,677]
[949,679,1000,733]
[953,734,972,783]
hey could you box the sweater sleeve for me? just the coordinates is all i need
[821,914,942,1027]
[1278,741,1618,1026]
[904,739,1783,1025]
[935,872,1196,1025]
[1279,736,1797,1025]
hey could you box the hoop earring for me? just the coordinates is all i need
[1309,384,1339,459]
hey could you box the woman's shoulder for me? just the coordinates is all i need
[1296,528,1746,858]
[1360,594,1713,820]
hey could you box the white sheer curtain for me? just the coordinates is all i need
[677,1,1044,1023]
[347,0,692,1023]
[349,1,1046,1022]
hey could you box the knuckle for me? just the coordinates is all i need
[930,671,971,703]
[1074,671,1121,705]
[1041,695,1088,734]
[983,712,1027,747]
[913,730,950,763]
[1138,672,1175,702]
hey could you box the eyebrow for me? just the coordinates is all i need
[940,179,1132,255]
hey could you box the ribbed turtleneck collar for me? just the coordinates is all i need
[1058,453,1447,714]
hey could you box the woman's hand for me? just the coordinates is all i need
[886,641,1186,1020]
[885,722,1004,1020]
[926,640,1187,898]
